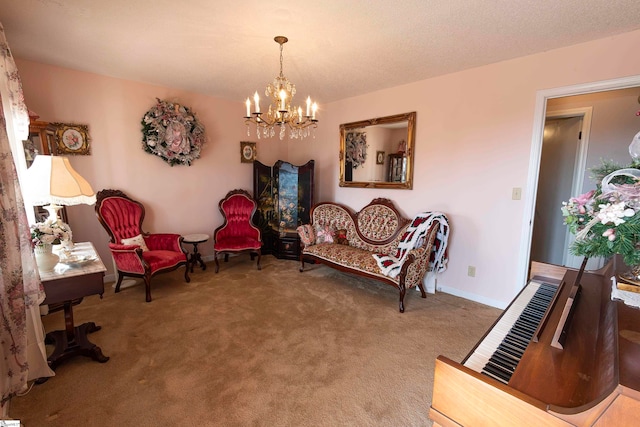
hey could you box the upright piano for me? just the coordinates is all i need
[429,260,640,426]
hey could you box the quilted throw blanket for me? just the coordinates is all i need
[373,212,449,279]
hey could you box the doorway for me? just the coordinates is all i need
[531,105,601,270]
[519,75,640,289]
[531,115,584,266]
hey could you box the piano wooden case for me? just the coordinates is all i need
[429,260,640,426]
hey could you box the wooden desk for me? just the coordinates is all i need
[39,242,109,375]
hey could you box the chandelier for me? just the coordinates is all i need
[244,36,318,140]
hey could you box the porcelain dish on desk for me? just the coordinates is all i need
[58,255,96,267]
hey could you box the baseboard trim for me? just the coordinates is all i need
[436,284,507,310]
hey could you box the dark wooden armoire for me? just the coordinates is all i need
[253,159,314,260]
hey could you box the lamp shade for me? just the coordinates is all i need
[23,155,96,206]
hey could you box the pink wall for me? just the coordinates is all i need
[293,29,640,307]
[16,28,640,307]
[17,60,287,281]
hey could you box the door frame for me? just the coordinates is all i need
[518,75,640,288]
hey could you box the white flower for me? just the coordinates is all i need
[30,220,71,246]
[596,202,635,226]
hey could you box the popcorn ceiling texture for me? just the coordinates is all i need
[2,0,640,102]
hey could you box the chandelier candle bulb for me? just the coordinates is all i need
[298,107,303,123]
[245,98,251,117]
[312,102,317,120]
[306,96,311,116]
[279,90,286,111]
[254,92,260,113]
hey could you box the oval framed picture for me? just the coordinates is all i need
[240,141,256,163]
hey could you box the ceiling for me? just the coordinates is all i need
[2,0,640,105]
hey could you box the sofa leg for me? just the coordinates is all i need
[417,283,427,298]
[184,264,191,283]
[399,286,406,313]
[214,251,220,273]
[256,251,262,270]
[114,273,124,293]
[144,276,152,302]
[299,256,305,272]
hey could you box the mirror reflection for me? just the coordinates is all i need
[339,112,416,189]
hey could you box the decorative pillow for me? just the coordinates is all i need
[296,224,316,247]
[315,224,335,244]
[121,234,150,252]
[335,229,349,245]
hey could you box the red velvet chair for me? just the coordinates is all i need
[95,189,190,302]
[213,189,262,272]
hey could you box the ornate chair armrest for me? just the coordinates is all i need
[296,224,316,250]
[399,225,438,288]
[144,233,184,253]
[399,248,429,289]
[108,243,146,274]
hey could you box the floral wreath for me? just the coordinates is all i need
[141,98,206,166]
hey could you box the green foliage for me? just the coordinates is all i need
[570,211,640,266]
[565,159,640,266]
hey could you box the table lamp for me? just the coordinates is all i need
[23,155,96,231]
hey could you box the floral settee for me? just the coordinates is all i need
[297,198,449,313]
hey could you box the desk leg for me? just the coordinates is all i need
[38,300,109,382]
[189,242,206,272]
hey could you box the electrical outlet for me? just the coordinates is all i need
[468,266,476,277]
[512,187,522,200]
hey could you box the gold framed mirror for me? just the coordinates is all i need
[339,112,416,189]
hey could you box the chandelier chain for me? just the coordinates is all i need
[279,42,284,78]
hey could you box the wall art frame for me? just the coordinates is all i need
[376,151,385,164]
[52,123,91,155]
[241,141,256,163]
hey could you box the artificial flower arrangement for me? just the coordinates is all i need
[141,98,206,167]
[562,159,640,267]
[30,220,72,247]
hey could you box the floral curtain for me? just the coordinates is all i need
[0,20,52,410]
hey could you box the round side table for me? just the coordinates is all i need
[182,233,210,272]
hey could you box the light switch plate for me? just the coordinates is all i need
[512,187,522,200]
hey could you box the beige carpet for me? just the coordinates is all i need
[10,255,501,426]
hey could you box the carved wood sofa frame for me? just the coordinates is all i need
[299,198,439,312]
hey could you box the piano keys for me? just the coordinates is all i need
[429,260,640,427]
[463,281,558,384]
